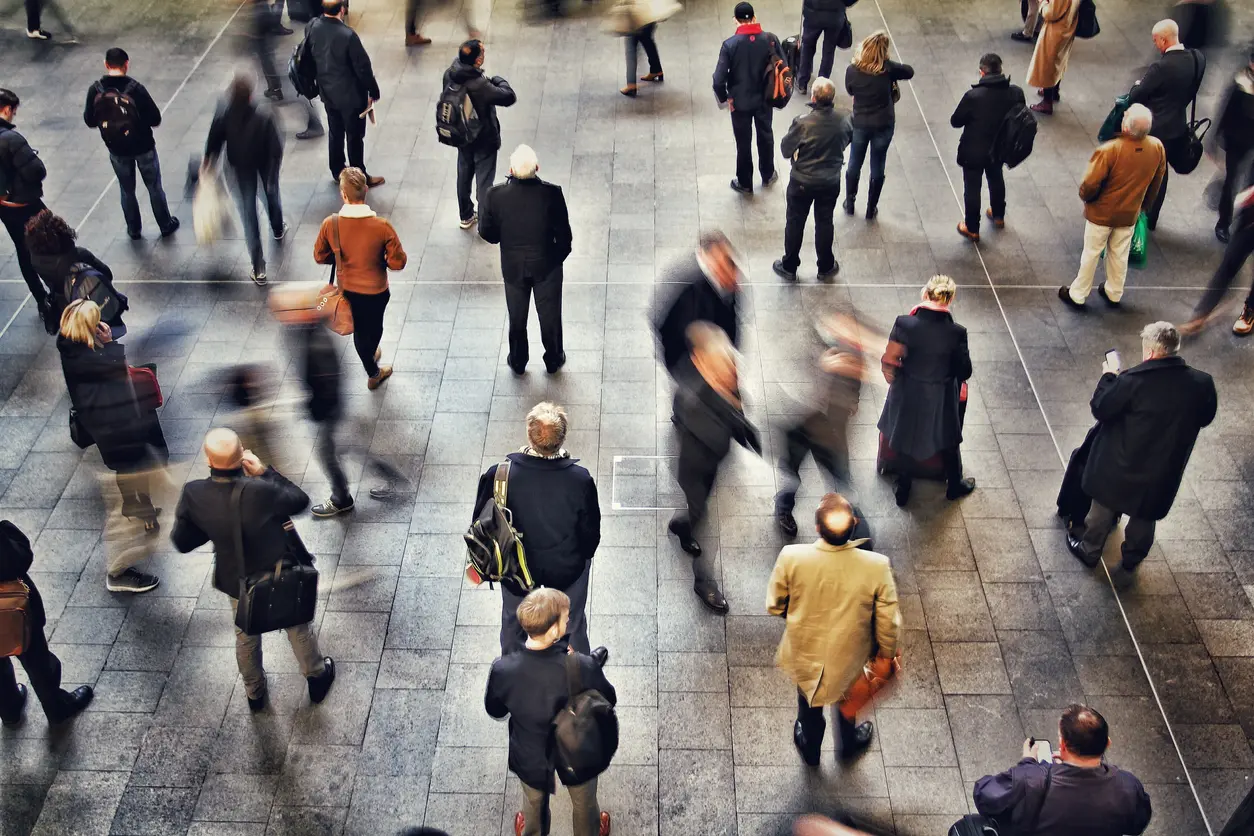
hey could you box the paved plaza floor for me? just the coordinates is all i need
[2,0,1254,833]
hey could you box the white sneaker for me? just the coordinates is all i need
[26,29,50,39]
[250,268,268,287]
[459,212,477,230]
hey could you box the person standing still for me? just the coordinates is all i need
[843,31,913,219]
[306,0,384,185]
[443,40,517,230]
[795,0,848,94]
[1026,0,1079,114]
[0,89,52,320]
[714,2,782,195]
[83,48,180,240]
[951,53,1026,241]
[1011,0,1041,43]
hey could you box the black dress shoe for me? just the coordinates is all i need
[48,686,93,725]
[1216,223,1231,244]
[1058,286,1085,310]
[1010,31,1033,42]
[793,720,820,767]
[545,353,566,374]
[668,520,702,557]
[772,259,798,282]
[946,477,976,500]
[1097,283,1121,307]
[590,646,609,667]
[1,683,27,727]
[1066,534,1101,568]
[308,657,336,704]
[894,480,911,507]
[817,264,839,283]
[776,511,798,538]
[694,579,729,614]
[247,685,268,713]
[839,721,874,759]
[729,179,753,195]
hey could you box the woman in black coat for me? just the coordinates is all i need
[877,275,976,507]
[25,209,128,336]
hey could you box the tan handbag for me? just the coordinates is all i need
[0,578,32,658]
[319,215,355,337]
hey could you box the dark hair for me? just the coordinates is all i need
[815,493,855,546]
[698,230,731,252]
[733,1,754,20]
[459,39,483,65]
[0,89,18,111]
[322,0,344,14]
[105,47,129,68]
[1059,704,1109,757]
[228,73,253,109]
[979,53,1002,75]
[24,210,77,256]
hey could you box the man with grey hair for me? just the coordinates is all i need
[481,145,572,375]
[1059,103,1166,310]
[472,402,604,656]
[1066,322,1216,569]
[773,76,852,283]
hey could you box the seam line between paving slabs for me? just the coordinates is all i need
[0,0,250,344]
[870,0,1213,831]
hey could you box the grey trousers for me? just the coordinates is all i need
[520,777,600,836]
[500,562,591,656]
[230,599,324,698]
[1079,500,1155,567]
[1022,0,1041,36]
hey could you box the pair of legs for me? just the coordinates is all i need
[1020,0,1041,37]
[504,266,565,373]
[230,598,326,700]
[669,431,726,609]
[774,419,849,515]
[1191,216,1254,321]
[404,0,423,33]
[781,179,840,275]
[730,107,775,189]
[499,563,590,655]
[0,199,48,308]
[962,163,1006,233]
[519,777,602,836]
[234,165,284,274]
[109,150,176,237]
[1147,135,1190,229]
[325,106,367,180]
[1067,220,1134,304]
[1074,500,1154,569]
[456,144,497,222]
[625,23,661,85]
[797,17,841,89]
[1217,147,1253,236]
[845,125,894,213]
[0,626,83,723]
[314,414,411,512]
[795,690,866,762]
[341,288,390,378]
[22,0,73,34]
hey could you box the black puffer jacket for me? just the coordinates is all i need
[781,100,852,187]
[950,73,1026,168]
[0,118,46,205]
[442,60,517,153]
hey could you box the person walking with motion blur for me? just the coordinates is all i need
[1212,48,1254,244]
[0,89,52,322]
[1181,181,1254,336]
[843,31,913,219]
[613,0,677,97]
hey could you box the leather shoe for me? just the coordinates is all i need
[946,477,976,500]
[247,684,268,713]
[1,683,27,726]
[590,646,609,667]
[365,175,386,188]
[693,579,729,614]
[776,510,798,538]
[1066,534,1101,568]
[1097,283,1120,307]
[1057,286,1085,310]
[48,686,93,725]
[772,259,797,282]
[839,721,874,759]
[729,179,752,195]
[599,811,611,836]
[668,520,701,557]
[308,657,336,704]
[793,720,820,767]
[514,812,525,836]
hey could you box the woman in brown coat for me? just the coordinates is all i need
[1027,0,1079,114]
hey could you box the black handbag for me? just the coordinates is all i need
[1174,50,1211,175]
[949,764,1054,836]
[231,481,319,636]
[68,408,94,449]
[835,18,852,49]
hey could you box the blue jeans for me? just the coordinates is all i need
[847,125,894,181]
[234,166,283,272]
[109,149,175,235]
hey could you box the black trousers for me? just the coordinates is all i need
[0,200,48,305]
[1042,83,1061,103]
[0,624,72,722]
[796,689,855,758]
[962,163,1006,232]
[1217,147,1252,231]
[317,415,351,506]
[669,430,723,585]
[456,145,497,221]
[781,179,840,273]
[342,287,389,377]
[775,418,848,514]
[731,108,775,188]
[325,106,367,179]
[895,447,964,494]
[798,17,841,87]
[1149,134,1192,229]
[1193,218,1254,319]
[504,266,564,372]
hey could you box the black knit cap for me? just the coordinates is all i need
[459,39,483,65]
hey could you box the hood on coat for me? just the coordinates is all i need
[447,60,483,84]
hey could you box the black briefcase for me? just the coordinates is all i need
[230,484,319,636]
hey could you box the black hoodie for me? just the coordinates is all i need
[442,59,517,153]
[950,72,1026,168]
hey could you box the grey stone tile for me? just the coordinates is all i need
[422,792,502,836]
[876,708,959,768]
[30,771,129,836]
[932,642,1012,695]
[359,688,441,777]
[883,766,969,816]
[265,805,347,836]
[193,774,279,824]
[290,662,377,747]
[274,744,359,808]
[344,774,429,836]
[109,787,198,836]
[659,750,736,836]
[945,695,1026,784]
[129,726,219,787]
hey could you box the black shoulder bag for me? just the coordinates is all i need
[1174,49,1210,175]
[232,480,320,636]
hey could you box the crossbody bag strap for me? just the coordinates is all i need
[1189,50,1201,125]
[329,215,343,285]
[230,480,247,582]
[493,460,510,509]
[1023,764,1054,834]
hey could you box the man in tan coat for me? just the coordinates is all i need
[766,493,900,765]
[1060,104,1166,310]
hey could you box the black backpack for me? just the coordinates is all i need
[992,101,1037,168]
[92,81,140,147]
[552,654,619,787]
[289,23,320,100]
[435,79,483,148]
[65,264,124,323]
[463,462,535,591]
[1075,0,1100,39]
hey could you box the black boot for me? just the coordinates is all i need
[837,711,873,760]
[843,171,859,215]
[308,657,336,704]
[865,177,885,220]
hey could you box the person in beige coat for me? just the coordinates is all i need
[766,492,900,765]
[1026,0,1079,114]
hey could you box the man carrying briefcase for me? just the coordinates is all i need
[171,428,335,712]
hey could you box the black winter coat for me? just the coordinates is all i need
[1081,356,1217,521]
[205,99,283,176]
[653,261,740,373]
[31,246,128,329]
[286,321,340,424]
[1127,48,1205,141]
[781,101,853,188]
[306,15,380,113]
[845,60,914,129]
[472,452,601,597]
[877,307,972,460]
[0,520,45,629]
[801,0,848,30]
[713,24,783,113]
[1216,70,1254,157]
[442,61,517,153]
[170,467,311,596]
[974,759,1152,836]
[0,118,46,205]
[951,73,1026,168]
[479,177,572,283]
[83,76,162,157]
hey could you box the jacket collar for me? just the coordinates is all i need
[807,100,835,112]
[973,73,1010,89]
[735,22,762,35]
[505,451,580,469]
[1124,355,1187,375]
[0,117,13,131]
[209,466,245,480]
[813,538,870,553]
[339,203,377,218]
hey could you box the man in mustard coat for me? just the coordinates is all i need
[766,492,900,765]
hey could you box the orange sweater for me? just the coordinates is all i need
[313,207,407,294]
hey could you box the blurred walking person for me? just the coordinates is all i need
[0,89,52,321]
[403,0,431,45]
[1182,182,1254,335]
[613,0,677,97]
[20,0,76,40]
[1212,47,1253,243]
[1026,0,1079,115]
[843,31,913,218]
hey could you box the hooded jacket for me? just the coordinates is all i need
[442,60,517,153]
[780,100,852,188]
[950,73,1026,168]
[0,118,46,205]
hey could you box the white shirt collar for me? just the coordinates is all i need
[1165,43,1186,53]
[338,203,377,218]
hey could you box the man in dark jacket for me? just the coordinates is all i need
[444,39,517,230]
[170,428,336,712]
[0,520,94,727]
[485,588,613,836]
[306,0,383,185]
[480,145,572,375]
[472,402,601,656]
[796,0,848,94]
[714,2,782,194]
[773,78,851,282]
[84,48,179,240]
[654,232,741,375]
[1128,19,1205,229]
[0,88,50,317]
[1067,321,1217,569]
[205,74,286,286]
[974,704,1152,836]
[951,54,1026,241]
[1213,49,1254,243]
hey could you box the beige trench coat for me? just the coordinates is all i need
[1027,0,1079,89]
[766,539,901,707]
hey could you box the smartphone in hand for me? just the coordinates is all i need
[1103,349,1122,375]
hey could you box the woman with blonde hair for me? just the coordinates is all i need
[843,30,914,219]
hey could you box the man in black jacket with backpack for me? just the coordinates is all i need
[443,39,517,230]
[951,53,1026,241]
[714,2,782,194]
[0,88,51,319]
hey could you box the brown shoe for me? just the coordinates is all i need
[1234,305,1254,337]
[366,175,386,188]
[957,221,979,242]
[367,365,393,390]
[620,84,637,97]
[405,33,432,46]
[1178,317,1206,338]
[514,812,524,836]
[1030,101,1053,115]
[640,72,664,82]
[985,208,1005,228]
[599,811,611,836]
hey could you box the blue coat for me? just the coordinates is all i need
[975,759,1152,836]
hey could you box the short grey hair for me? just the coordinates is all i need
[1123,103,1153,140]
[526,401,567,455]
[810,77,836,105]
[1141,321,1180,357]
[1152,19,1179,41]
[509,144,539,179]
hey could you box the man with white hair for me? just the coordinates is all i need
[1059,103,1166,310]
[1127,18,1205,229]
[1065,322,1216,570]
[480,144,572,375]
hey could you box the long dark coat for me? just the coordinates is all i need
[1081,356,1217,521]
[877,307,971,461]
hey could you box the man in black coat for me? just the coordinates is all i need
[951,53,1026,240]
[796,0,849,94]
[306,0,383,185]
[714,2,782,194]
[1067,321,1217,569]
[1127,19,1205,229]
[773,78,852,283]
[444,40,517,230]
[0,520,94,727]
[0,89,50,318]
[653,232,741,375]
[480,145,572,375]
[170,428,336,711]
[472,402,601,656]
[1212,50,1254,243]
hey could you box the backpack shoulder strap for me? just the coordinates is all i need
[493,460,510,508]
[230,479,247,579]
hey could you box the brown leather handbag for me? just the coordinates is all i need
[838,653,902,721]
[0,579,32,657]
[319,216,355,336]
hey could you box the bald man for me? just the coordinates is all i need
[171,428,335,711]
[767,492,899,765]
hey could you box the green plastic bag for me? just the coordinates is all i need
[1097,95,1130,143]
[1128,211,1149,268]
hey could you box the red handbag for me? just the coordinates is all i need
[129,364,162,411]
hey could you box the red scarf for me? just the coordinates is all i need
[735,22,762,35]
